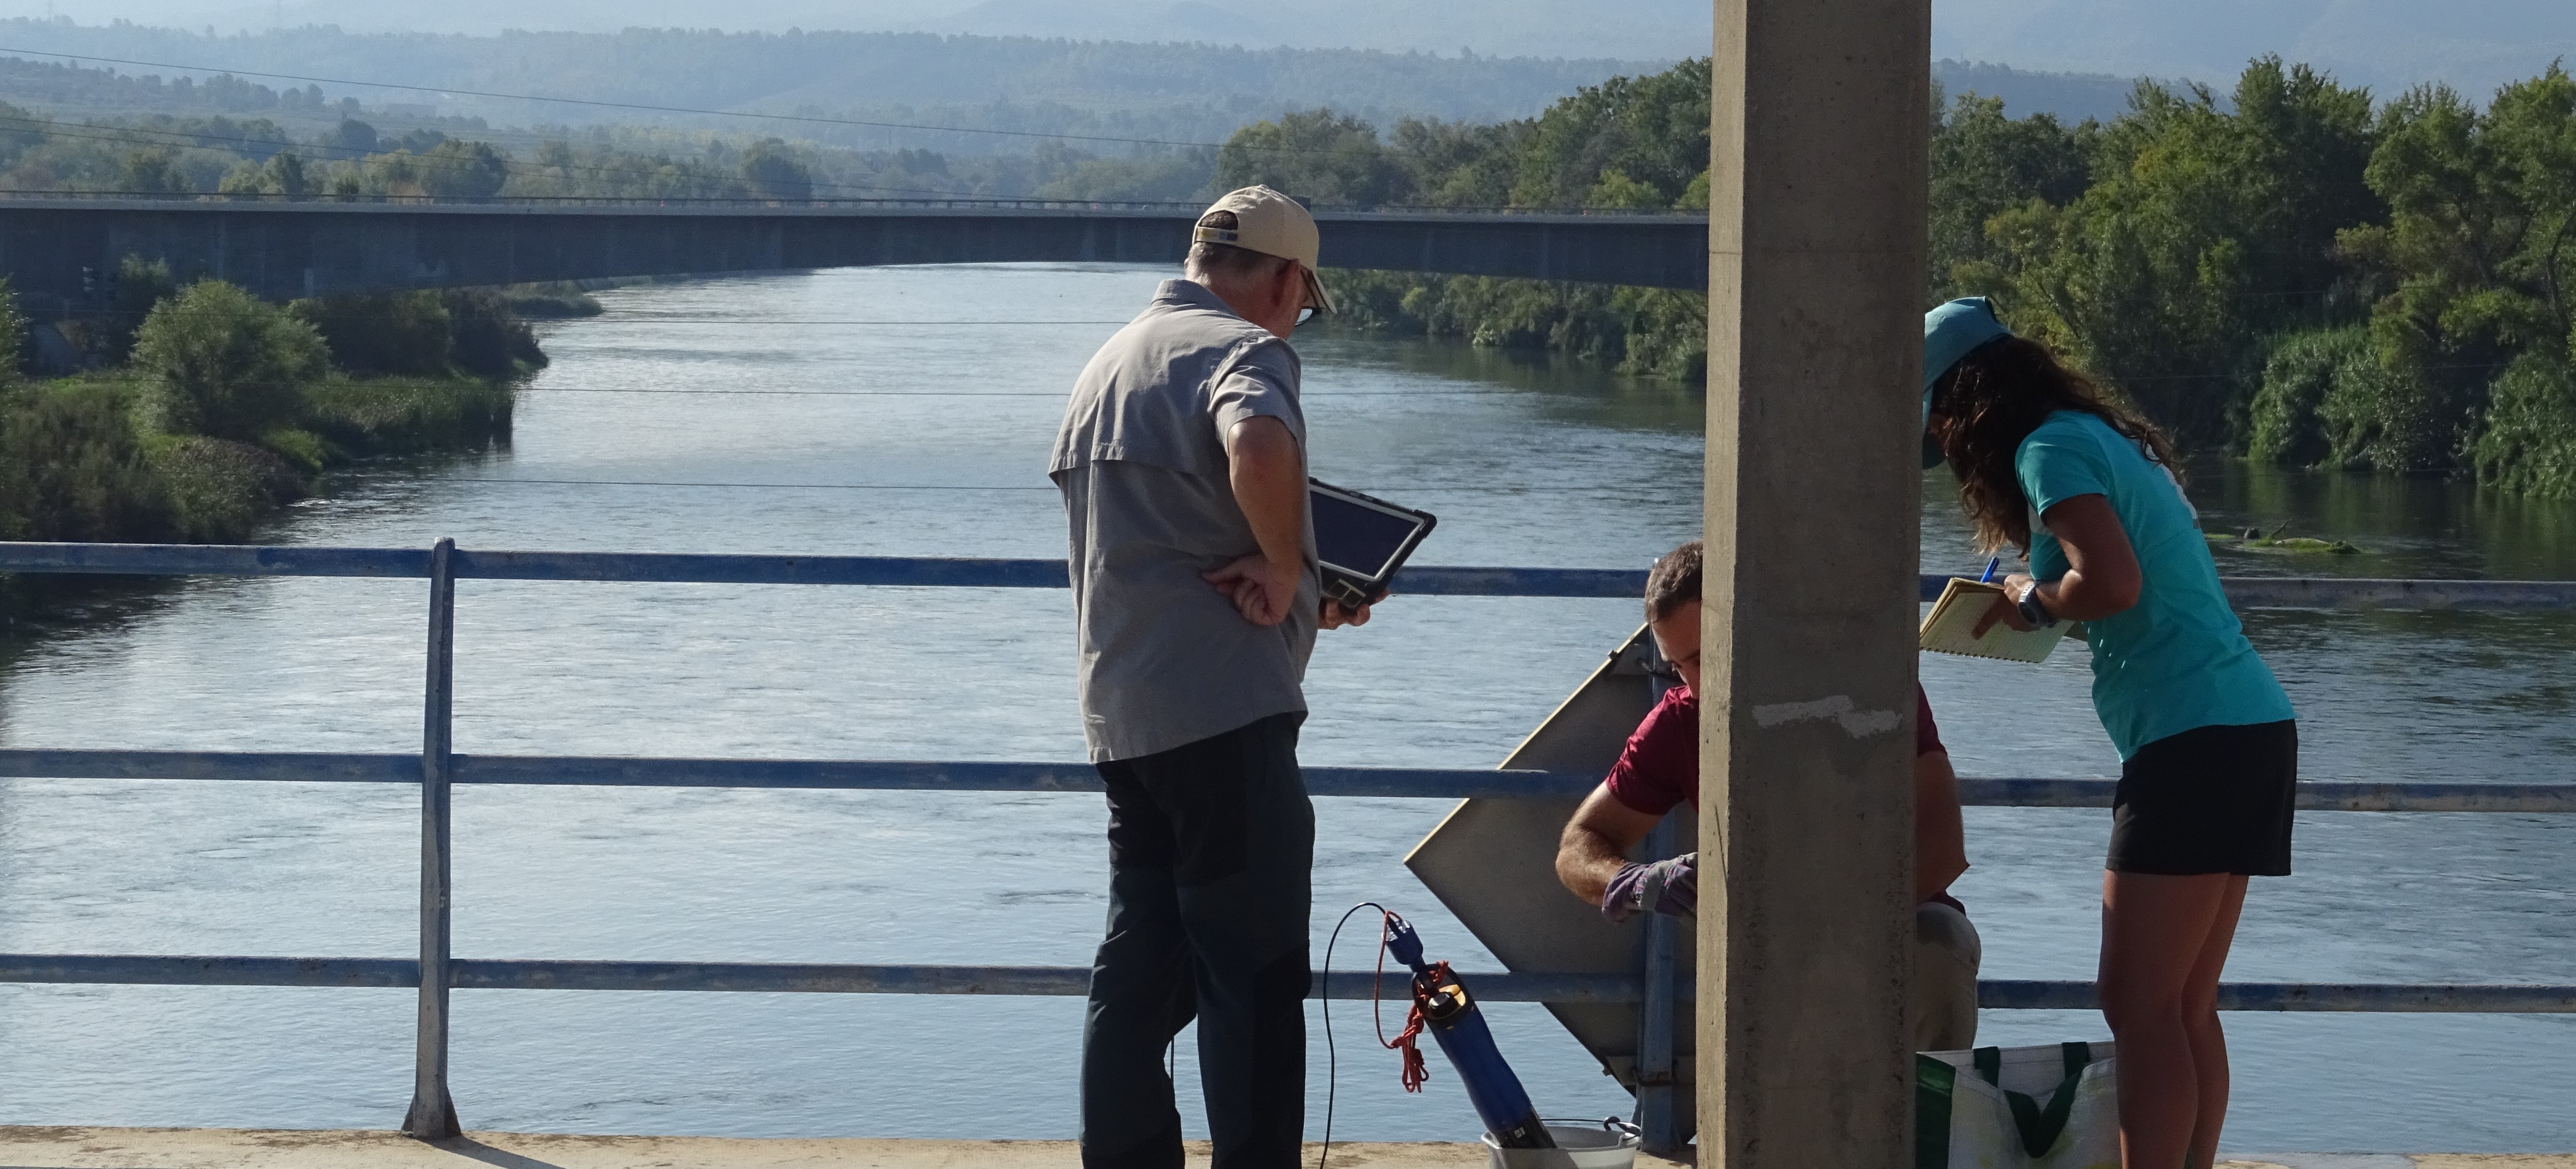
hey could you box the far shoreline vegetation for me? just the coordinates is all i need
[0,49,2571,500]
[0,263,586,620]
[1219,57,2576,501]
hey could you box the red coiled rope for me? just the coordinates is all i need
[1370,912,1441,1094]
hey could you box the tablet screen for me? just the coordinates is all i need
[1313,488,1425,580]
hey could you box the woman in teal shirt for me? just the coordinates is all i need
[1921,298,2296,1169]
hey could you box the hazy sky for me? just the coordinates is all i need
[15,0,2576,94]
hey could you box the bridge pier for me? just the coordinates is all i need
[1698,0,1931,1164]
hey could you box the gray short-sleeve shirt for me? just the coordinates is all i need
[1049,279,1319,762]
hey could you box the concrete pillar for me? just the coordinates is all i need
[1698,0,1931,1163]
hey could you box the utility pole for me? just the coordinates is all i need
[1697,0,1931,1163]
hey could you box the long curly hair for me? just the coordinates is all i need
[1932,335,2182,554]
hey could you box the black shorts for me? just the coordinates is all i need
[2107,719,2298,876]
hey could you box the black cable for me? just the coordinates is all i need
[1318,901,1390,1169]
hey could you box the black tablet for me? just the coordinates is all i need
[1309,478,1437,611]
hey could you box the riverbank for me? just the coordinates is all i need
[4,371,512,541]
[0,276,529,619]
[0,369,513,621]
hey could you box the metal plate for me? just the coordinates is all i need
[1402,625,1696,1114]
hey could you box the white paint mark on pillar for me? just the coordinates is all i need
[1749,695,1901,738]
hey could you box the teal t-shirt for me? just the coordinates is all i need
[2018,412,2294,758]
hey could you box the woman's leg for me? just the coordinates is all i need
[2182,876,2249,1169]
[2098,870,2237,1169]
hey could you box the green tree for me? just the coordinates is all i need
[218,151,312,198]
[0,101,42,168]
[416,140,509,199]
[2343,67,2576,388]
[122,149,190,194]
[131,281,327,439]
[1388,117,1523,207]
[1503,59,1711,208]
[1927,91,2093,299]
[740,138,815,200]
[322,118,378,155]
[292,291,453,376]
[1218,110,1411,207]
[1981,59,2380,445]
[1584,168,1666,210]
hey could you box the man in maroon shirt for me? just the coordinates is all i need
[1553,541,1984,1050]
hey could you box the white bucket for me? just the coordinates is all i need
[1480,1121,1643,1169]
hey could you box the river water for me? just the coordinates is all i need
[1,265,2571,1151]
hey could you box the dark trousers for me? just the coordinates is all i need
[1080,711,1313,1169]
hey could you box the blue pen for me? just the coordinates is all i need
[1978,556,2000,584]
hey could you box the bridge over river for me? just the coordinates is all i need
[0,197,1707,316]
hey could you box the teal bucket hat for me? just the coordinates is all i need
[1919,296,2013,468]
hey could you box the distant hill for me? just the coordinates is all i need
[0,19,1666,151]
[1934,0,2575,97]
[23,0,2576,97]
[1934,59,2144,123]
[0,18,2170,157]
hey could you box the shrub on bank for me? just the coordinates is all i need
[304,375,514,455]
[0,378,171,542]
[443,290,548,379]
[142,430,304,542]
[131,281,328,440]
[293,289,549,381]
[2473,352,2576,498]
[2246,329,2353,468]
[502,285,605,320]
[0,275,532,562]
[294,291,455,377]
[2248,325,2482,474]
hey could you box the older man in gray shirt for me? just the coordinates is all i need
[1050,186,1373,1169]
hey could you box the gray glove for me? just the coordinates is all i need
[1601,852,1697,922]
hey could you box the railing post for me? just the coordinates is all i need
[1633,810,1683,1154]
[1631,654,1684,1155]
[402,537,462,1140]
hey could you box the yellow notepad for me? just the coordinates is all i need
[1918,578,2068,663]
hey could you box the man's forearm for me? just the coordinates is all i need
[1226,416,1305,574]
[1556,827,1632,905]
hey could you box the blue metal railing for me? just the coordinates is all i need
[0,539,2571,1140]
[5,540,2575,607]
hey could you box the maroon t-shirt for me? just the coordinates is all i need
[1603,683,1962,909]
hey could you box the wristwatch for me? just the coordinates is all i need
[2016,581,2056,627]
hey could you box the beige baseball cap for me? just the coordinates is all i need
[1192,185,1335,314]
